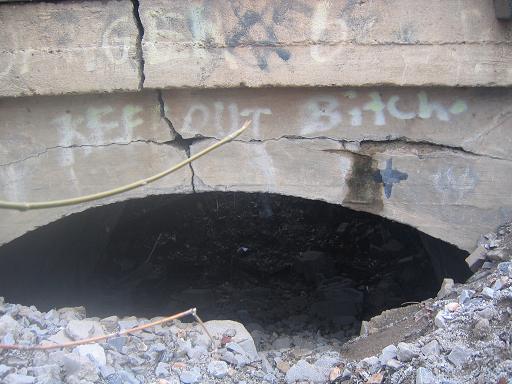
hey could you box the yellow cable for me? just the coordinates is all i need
[0,121,251,211]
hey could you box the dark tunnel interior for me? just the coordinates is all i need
[0,192,472,341]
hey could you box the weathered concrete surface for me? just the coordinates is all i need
[159,87,512,252]
[0,0,140,97]
[162,88,512,161]
[0,91,191,245]
[1,87,512,252]
[140,0,512,88]
[1,0,511,97]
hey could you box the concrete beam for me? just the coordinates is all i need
[140,0,512,88]
[0,0,141,97]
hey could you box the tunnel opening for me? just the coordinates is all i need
[0,192,471,348]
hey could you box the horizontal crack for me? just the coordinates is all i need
[185,134,511,162]
[0,139,171,168]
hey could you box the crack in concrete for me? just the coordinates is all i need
[132,0,145,90]
[0,139,169,168]
[156,91,197,192]
[185,133,512,162]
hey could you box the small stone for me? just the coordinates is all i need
[492,277,508,291]
[415,367,435,384]
[272,336,292,350]
[397,342,420,362]
[360,356,380,374]
[421,340,441,356]
[207,360,228,379]
[497,262,512,276]
[437,278,454,299]
[386,358,402,370]
[473,318,491,338]
[58,307,86,321]
[285,360,327,384]
[0,364,14,378]
[459,289,474,305]
[434,311,447,328]
[99,365,116,379]
[481,287,495,299]
[379,344,397,365]
[179,367,202,384]
[155,362,170,378]
[74,343,107,366]
[329,367,341,382]
[447,346,470,367]
[100,316,119,333]
[444,302,460,312]
[276,360,290,373]
[118,317,138,330]
[3,373,36,384]
[367,372,384,384]
[0,314,20,337]
[65,320,96,341]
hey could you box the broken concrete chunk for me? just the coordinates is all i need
[397,342,420,362]
[436,278,455,299]
[285,359,328,384]
[204,320,258,361]
[74,344,107,366]
[415,367,436,384]
[447,346,471,367]
[465,245,487,272]
[379,344,398,365]
[421,340,441,356]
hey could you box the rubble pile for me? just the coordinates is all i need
[0,208,510,383]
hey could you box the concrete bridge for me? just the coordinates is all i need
[1,0,512,252]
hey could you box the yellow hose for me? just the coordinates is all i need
[0,120,251,211]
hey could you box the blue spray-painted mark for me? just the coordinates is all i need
[373,158,408,198]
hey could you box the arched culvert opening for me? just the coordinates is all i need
[0,192,471,348]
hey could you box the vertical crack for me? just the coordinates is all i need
[156,91,196,193]
[132,0,145,90]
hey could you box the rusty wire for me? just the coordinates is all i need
[0,307,212,351]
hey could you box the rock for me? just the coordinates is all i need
[74,344,107,366]
[482,287,495,299]
[99,365,116,379]
[207,360,228,379]
[360,356,380,374]
[58,307,86,322]
[179,367,202,384]
[100,316,119,333]
[379,344,398,365]
[497,262,512,277]
[447,346,470,367]
[465,245,487,272]
[434,311,447,328]
[225,342,252,367]
[329,367,341,382]
[0,314,20,337]
[155,362,170,378]
[445,302,460,312]
[65,320,103,341]
[367,372,384,384]
[386,359,402,370]
[0,364,14,378]
[3,374,36,384]
[107,370,140,384]
[421,340,441,356]
[397,342,420,362]
[118,317,139,330]
[285,360,327,384]
[459,289,474,305]
[107,336,129,352]
[277,360,291,373]
[185,344,208,360]
[314,352,340,368]
[204,320,259,361]
[437,278,454,299]
[487,249,505,261]
[31,364,60,378]
[272,336,292,350]
[416,367,436,384]
[473,318,491,338]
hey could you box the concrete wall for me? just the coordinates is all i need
[1,87,511,252]
[1,0,511,97]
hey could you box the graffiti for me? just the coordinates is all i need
[432,166,478,203]
[301,91,468,134]
[102,16,133,65]
[180,102,272,138]
[373,158,408,199]
[52,104,145,166]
